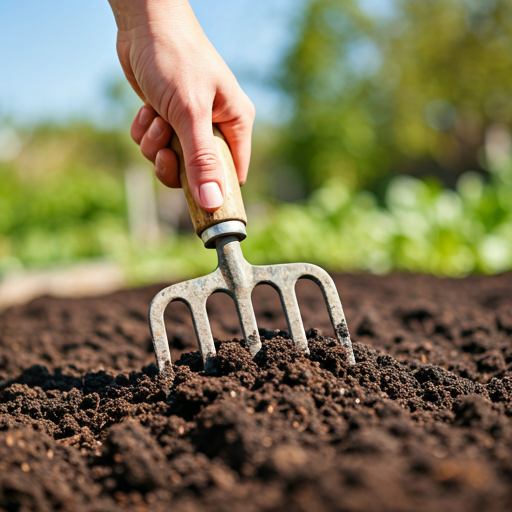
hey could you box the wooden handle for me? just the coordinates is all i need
[170,125,247,237]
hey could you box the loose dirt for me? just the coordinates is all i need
[0,273,511,512]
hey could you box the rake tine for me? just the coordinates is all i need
[233,290,261,356]
[215,236,261,355]
[149,274,219,374]
[277,283,309,352]
[189,301,217,372]
[149,288,175,374]
[301,266,356,364]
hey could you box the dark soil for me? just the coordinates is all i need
[0,273,511,512]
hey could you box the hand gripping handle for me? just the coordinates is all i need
[170,125,247,248]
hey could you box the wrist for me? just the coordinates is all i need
[108,0,190,32]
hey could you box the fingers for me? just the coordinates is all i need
[132,106,180,188]
[140,117,173,163]
[131,105,157,144]
[174,111,225,212]
[155,149,180,188]
[217,100,255,186]
[131,95,255,210]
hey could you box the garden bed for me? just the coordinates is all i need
[0,273,511,511]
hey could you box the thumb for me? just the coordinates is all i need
[175,113,225,212]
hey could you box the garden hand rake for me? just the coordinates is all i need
[149,126,355,373]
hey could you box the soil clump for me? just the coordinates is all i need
[0,273,511,511]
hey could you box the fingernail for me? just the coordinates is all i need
[199,182,224,209]
[155,152,164,174]
[148,119,164,140]
[139,106,151,125]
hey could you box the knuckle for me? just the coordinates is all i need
[140,143,156,162]
[173,94,210,124]
[187,149,219,173]
[178,99,196,119]
[246,99,256,120]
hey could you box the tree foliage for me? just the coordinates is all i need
[278,0,512,192]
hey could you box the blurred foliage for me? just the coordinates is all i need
[244,153,512,276]
[1,121,511,281]
[0,123,135,271]
[277,0,512,193]
[2,0,512,282]
[123,147,512,282]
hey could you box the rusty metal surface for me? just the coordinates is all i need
[149,235,356,373]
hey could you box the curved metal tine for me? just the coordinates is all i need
[232,289,261,356]
[300,265,356,364]
[189,300,217,373]
[149,284,182,374]
[278,282,309,351]
[253,265,308,352]
[149,274,218,374]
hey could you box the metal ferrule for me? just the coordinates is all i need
[200,220,247,249]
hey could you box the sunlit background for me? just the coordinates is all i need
[1,0,512,305]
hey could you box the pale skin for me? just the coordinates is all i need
[107,0,255,211]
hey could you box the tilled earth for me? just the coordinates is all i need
[0,273,511,512]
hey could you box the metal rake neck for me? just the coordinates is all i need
[215,236,261,355]
[216,235,250,284]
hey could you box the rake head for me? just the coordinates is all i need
[149,235,355,373]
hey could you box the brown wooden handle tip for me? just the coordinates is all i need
[170,125,247,238]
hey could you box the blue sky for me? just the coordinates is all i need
[0,0,300,125]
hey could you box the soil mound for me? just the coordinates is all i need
[0,273,511,511]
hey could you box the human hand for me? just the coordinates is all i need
[108,0,255,211]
